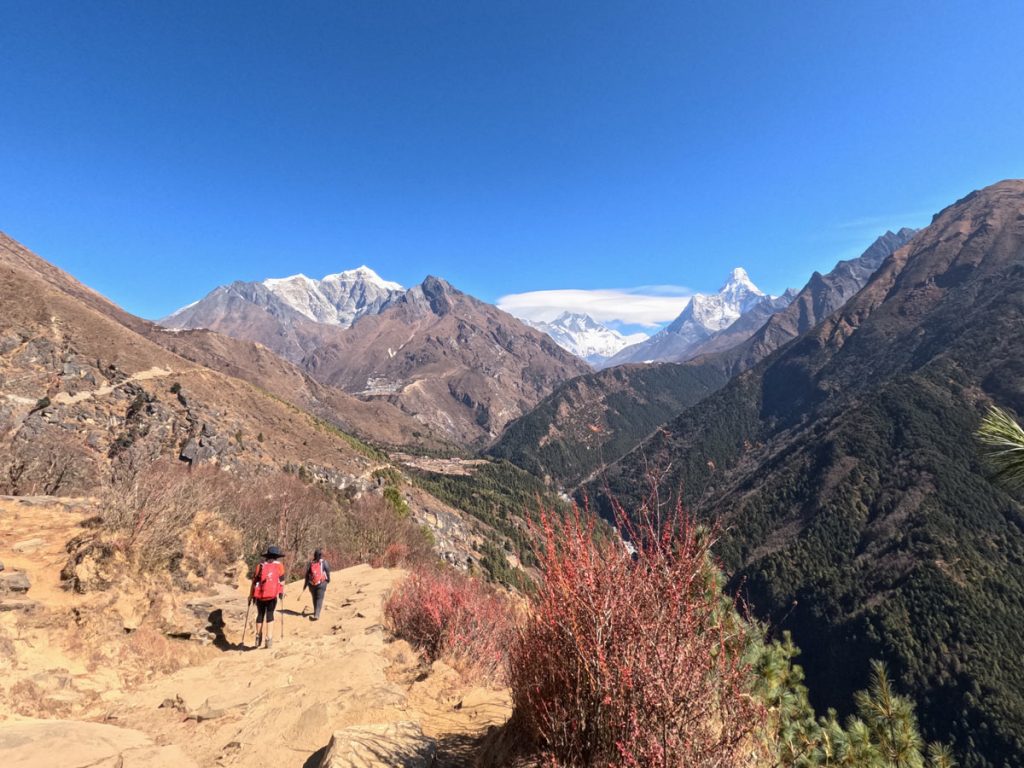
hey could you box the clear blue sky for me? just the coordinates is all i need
[2,1,1023,322]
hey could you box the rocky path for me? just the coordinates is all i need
[50,366,179,405]
[0,497,511,768]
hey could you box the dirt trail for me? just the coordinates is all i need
[50,366,180,405]
[0,497,511,768]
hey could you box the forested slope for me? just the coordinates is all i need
[593,181,1024,768]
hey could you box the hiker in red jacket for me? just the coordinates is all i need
[249,545,285,649]
[303,548,331,621]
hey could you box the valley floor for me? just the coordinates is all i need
[0,497,511,767]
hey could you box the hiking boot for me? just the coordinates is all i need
[254,632,262,649]
[265,635,273,650]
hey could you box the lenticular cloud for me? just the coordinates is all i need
[497,286,691,327]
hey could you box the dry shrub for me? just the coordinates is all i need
[231,476,434,569]
[384,566,516,683]
[100,461,435,584]
[231,471,342,564]
[507,500,766,767]
[101,460,237,571]
[341,493,435,568]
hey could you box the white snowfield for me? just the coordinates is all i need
[259,266,405,327]
[527,312,649,364]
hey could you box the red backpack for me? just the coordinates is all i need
[309,559,326,587]
[252,561,284,600]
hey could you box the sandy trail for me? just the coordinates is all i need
[0,497,511,767]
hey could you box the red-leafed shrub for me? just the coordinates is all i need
[384,566,516,682]
[507,499,766,767]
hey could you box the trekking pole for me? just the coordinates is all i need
[241,600,252,648]
[280,595,285,641]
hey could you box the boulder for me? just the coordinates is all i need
[179,437,199,463]
[0,571,30,595]
[318,722,435,768]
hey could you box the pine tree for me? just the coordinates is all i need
[976,405,1024,490]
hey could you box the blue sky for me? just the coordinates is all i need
[2,2,1023,327]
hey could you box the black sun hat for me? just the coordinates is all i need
[263,545,285,559]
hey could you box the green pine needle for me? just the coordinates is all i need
[976,406,1024,490]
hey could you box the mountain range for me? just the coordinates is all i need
[5,178,1022,767]
[590,183,1024,766]
[490,229,916,487]
[604,267,778,366]
[164,270,590,446]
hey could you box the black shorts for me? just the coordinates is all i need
[255,598,277,623]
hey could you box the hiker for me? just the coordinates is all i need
[303,548,331,621]
[249,545,285,649]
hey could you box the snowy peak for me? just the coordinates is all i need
[553,311,606,333]
[164,265,405,330]
[528,313,648,366]
[668,267,764,335]
[321,265,404,292]
[256,267,404,327]
[718,266,764,305]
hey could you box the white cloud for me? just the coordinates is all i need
[497,286,691,328]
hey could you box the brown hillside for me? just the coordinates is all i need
[304,276,591,446]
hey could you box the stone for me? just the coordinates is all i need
[0,599,38,613]
[186,699,227,722]
[179,438,199,463]
[12,538,44,553]
[318,722,435,768]
[0,571,30,595]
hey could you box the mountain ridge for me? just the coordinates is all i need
[605,267,767,366]
[591,180,1024,767]
[489,229,913,488]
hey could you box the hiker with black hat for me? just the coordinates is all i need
[249,545,285,649]
[302,548,331,621]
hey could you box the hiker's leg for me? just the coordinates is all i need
[313,585,325,619]
[260,599,276,648]
[254,602,267,645]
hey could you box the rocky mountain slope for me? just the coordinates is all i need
[705,227,918,376]
[296,276,591,446]
[163,270,590,447]
[525,312,648,366]
[593,182,1024,767]
[0,232,398,494]
[146,326,451,452]
[604,267,768,366]
[1,234,532,576]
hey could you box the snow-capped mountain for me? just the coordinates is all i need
[160,266,406,364]
[163,265,404,329]
[604,268,767,366]
[527,312,649,366]
[251,266,405,327]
